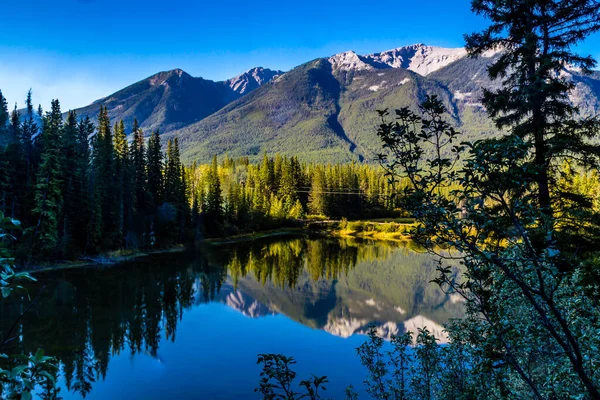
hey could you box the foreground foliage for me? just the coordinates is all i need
[0,212,58,399]
[374,0,600,396]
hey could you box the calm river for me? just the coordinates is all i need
[2,234,464,399]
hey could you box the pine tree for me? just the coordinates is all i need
[32,99,64,257]
[60,111,82,254]
[113,120,129,242]
[259,153,275,194]
[90,106,118,250]
[163,138,187,241]
[178,160,190,241]
[0,94,11,215]
[164,138,182,204]
[466,0,600,254]
[203,155,222,236]
[279,156,298,213]
[28,93,44,174]
[76,116,94,253]
[466,0,600,213]
[0,90,9,143]
[308,166,327,216]
[0,107,18,216]
[146,130,163,209]
[189,161,201,239]
[22,90,39,200]
[130,119,147,214]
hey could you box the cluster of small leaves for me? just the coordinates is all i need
[377,95,463,199]
[0,350,57,400]
[255,354,329,400]
[0,212,58,399]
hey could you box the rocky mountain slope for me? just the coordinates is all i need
[74,67,282,135]
[75,44,600,163]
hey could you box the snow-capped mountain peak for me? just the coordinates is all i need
[363,44,468,76]
[328,51,375,72]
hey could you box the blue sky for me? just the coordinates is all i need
[2,0,600,110]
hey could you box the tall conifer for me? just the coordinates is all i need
[32,100,64,257]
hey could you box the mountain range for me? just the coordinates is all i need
[74,44,600,163]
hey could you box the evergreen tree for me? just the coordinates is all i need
[203,155,222,236]
[308,166,327,216]
[32,100,64,257]
[146,130,163,209]
[22,91,39,203]
[76,116,94,253]
[0,89,9,143]
[164,138,187,241]
[189,161,201,239]
[113,120,129,243]
[28,93,44,173]
[164,138,182,204]
[130,119,147,214]
[259,153,275,194]
[90,106,118,249]
[0,94,11,215]
[60,111,83,254]
[279,156,298,213]
[466,0,600,251]
[0,107,19,217]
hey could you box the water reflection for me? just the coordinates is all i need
[1,235,463,398]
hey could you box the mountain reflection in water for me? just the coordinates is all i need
[2,235,464,399]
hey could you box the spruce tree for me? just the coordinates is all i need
[90,106,118,249]
[130,119,147,214]
[113,120,128,240]
[164,138,182,204]
[466,0,600,225]
[60,110,81,254]
[146,130,163,209]
[32,100,64,257]
[76,116,94,253]
[308,166,327,216]
[0,107,19,216]
[204,155,222,236]
[279,156,297,213]
[0,90,9,143]
[0,94,11,215]
[163,138,184,242]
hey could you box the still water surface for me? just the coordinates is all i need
[3,235,464,399]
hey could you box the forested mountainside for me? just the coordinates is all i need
[73,44,600,163]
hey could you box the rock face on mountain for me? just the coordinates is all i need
[227,67,283,95]
[75,44,600,163]
[363,44,469,75]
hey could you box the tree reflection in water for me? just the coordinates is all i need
[1,235,462,398]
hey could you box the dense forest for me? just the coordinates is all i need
[0,91,401,261]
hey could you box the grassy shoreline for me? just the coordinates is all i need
[22,228,306,273]
[22,245,189,273]
[22,220,415,273]
[306,218,416,242]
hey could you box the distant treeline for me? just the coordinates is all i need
[0,90,403,261]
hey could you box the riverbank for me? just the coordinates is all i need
[22,220,415,273]
[306,219,415,242]
[21,245,188,273]
[201,228,305,245]
[22,228,306,273]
